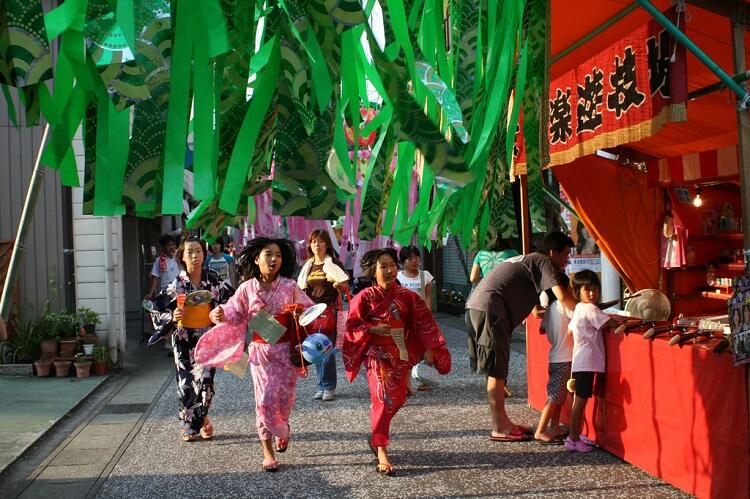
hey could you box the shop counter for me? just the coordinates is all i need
[526,315,749,499]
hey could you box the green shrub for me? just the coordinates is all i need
[77,307,101,325]
[10,321,41,363]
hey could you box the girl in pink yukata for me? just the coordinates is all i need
[209,238,313,472]
[565,269,624,453]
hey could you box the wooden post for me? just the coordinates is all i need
[731,17,750,476]
[519,173,532,253]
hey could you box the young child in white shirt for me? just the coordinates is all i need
[534,273,573,444]
[565,270,623,453]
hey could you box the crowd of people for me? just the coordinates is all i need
[144,228,621,475]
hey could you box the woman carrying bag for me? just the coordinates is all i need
[297,229,350,401]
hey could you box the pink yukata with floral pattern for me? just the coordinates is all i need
[221,276,313,441]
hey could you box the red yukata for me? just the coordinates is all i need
[343,284,450,447]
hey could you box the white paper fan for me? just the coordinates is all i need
[624,289,671,321]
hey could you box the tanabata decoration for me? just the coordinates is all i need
[1,0,551,249]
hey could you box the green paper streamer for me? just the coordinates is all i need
[161,0,196,214]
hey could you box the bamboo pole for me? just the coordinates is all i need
[0,124,51,319]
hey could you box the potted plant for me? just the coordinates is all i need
[93,345,109,375]
[53,359,71,377]
[34,358,52,377]
[77,307,100,341]
[74,354,92,378]
[53,312,79,357]
[9,320,40,364]
[34,313,60,359]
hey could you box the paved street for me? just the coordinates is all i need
[8,315,688,498]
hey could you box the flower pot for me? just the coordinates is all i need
[34,360,52,377]
[59,339,78,356]
[75,361,92,378]
[80,332,98,344]
[53,360,72,377]
[40,339,58,359]
[94,360,108,376]
[82,343,94,355]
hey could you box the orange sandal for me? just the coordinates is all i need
[376,463,394,475]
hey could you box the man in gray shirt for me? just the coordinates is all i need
[466,232,576,442]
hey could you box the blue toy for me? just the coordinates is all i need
[298,332,337,365]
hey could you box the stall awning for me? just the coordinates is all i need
[551,1,750,160]
[646,146,740,186]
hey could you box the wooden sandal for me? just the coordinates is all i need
[375,463,394,476]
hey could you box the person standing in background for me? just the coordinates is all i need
[145,234,181,300]
[205,237,238,287]
[396,246,434,310]
[297,229,350,402]
[469,235,520,286]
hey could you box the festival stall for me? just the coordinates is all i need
[524,2,750,497]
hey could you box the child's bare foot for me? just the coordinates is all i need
[550,426,568,439]
[534,431,563,444]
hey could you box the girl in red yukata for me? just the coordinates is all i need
[209,238,314,472]
[343,248,451,475]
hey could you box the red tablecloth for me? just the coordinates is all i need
[526,315,749,499]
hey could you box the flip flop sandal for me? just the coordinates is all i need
[514,425,533,435]
[489,428,532,442]
[376,463,394,476]
[262,458,279,472]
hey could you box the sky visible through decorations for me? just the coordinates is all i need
[0,0,550,248]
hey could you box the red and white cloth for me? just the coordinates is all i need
[647,146,739,186]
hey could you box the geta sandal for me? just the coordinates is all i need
[375,463,394,475]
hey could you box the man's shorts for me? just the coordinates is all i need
[547,361,571,405]
[466,308,511,379]
[572,371,596,399]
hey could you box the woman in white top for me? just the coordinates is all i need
[297,229,350,401]
[397,245,434,311]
